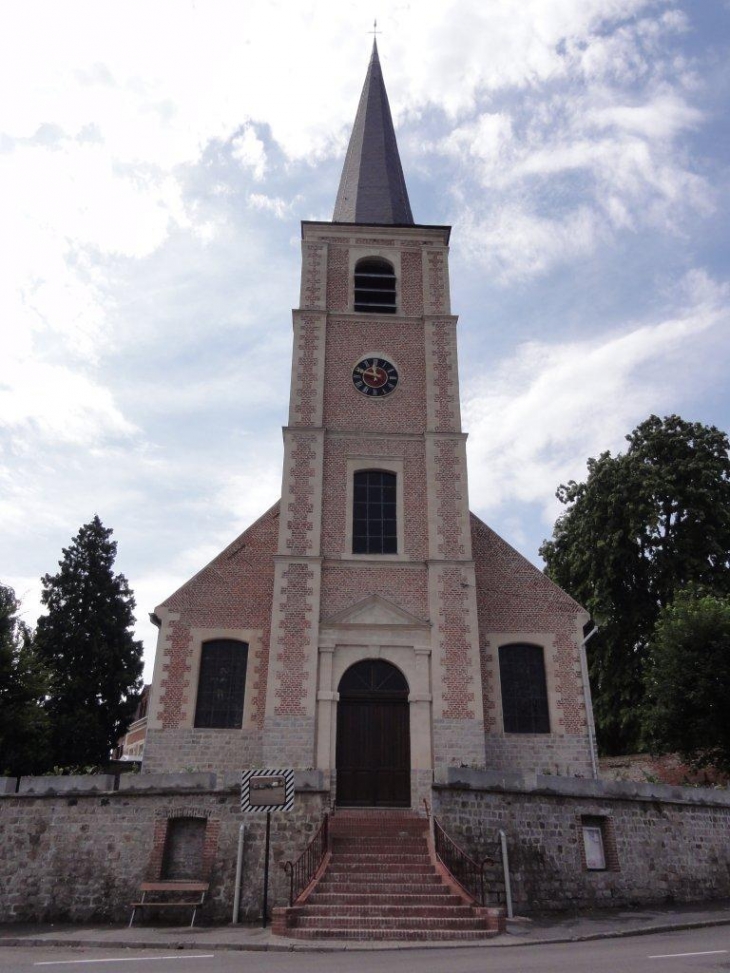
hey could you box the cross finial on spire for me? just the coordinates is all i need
[369,19,381,40]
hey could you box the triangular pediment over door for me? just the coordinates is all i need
[321,594,430,630]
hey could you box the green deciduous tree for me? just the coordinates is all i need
[540,415,730,754]
[0,582,50,776]
[35,516,144,770]
[643,588,730,774]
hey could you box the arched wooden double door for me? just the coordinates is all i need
[336,659,411,807]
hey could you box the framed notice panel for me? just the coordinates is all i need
[241,768,294,813]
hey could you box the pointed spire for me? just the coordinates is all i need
[333,40,414,225]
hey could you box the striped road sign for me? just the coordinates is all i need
[241,768,295,812]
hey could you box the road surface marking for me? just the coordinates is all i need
[34,956,215,967]
[648,950,728,959]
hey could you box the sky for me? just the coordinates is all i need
[2,0,729,679]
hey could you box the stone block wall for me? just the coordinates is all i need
[0,775,328,924]
[142,728,263,775]
[433,770,730,912]
[483,732,594,778]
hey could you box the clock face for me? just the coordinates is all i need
[352,357,399,397]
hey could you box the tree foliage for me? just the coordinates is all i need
[35,516,144,770]
[0,582,50,776]
[540,415,730,754]
[643,588,730,773]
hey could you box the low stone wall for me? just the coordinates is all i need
[434,769,730,913]
[4,768,730,922]
[0,772,328,924]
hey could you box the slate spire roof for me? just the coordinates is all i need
[333,40,414,225]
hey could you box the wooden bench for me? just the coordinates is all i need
[129,881,209,928]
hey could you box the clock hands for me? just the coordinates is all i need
[352,357,398,396]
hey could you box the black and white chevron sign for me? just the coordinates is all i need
[240,768,295,812]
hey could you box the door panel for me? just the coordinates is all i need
[336,697,410,807]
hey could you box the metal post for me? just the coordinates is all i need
[231,823,245,924]
[580,625,600,779]
[262,811,271,928]
[498,829,513,919]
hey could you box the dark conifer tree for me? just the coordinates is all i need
[0,582,50,775]
[35,517,143,770]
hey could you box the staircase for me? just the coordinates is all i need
[272,809,505,941]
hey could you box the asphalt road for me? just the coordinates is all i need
[1,926,730,973]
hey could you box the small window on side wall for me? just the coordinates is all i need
[498,643,550,734]
[354,257,396,314]
[194,639,248,729]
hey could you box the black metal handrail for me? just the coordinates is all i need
[283,813,329,906]
[433,816,494,906]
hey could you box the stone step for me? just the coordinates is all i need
[316,880,445,894]
[330,838,428,850]
[274,810,503,942]
[327,855,434,875]
[309,893,463,907]
[330,852,432,864]
[294,915,488,930]
[318,870,444,883]
[291,904,478,919]
[286,928,498,941]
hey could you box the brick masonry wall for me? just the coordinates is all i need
[320,564,429,620]
[145,505,280,772]
[400,249,424,315]
[0,786,328,924]
[323,317,427,433]
[325,244,348,312]
[434,780,730,912]
[425,250,449,315]
[321,436,429,561]
[471,513,593,775]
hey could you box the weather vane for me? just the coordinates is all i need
[369,19,382,39]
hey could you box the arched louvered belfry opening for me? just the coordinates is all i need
[336,658,410,807]
[354,257,397,314]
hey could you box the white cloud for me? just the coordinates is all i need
[0,360,136,446]
[232,125,267,181]
[464,271,730,524]
[459,204,604,282]
[248,193,293,219]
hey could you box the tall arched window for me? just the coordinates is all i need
[498,643,550,734]
[354,257,396,314]
[194,639,248,728]
[353,470,397,554]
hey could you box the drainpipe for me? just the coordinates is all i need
[580,624,599,779]
[498,830,513,919]
[232,823,246,924]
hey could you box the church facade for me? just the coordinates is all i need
[143,43,596,805]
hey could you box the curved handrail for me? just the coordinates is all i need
[432,815,495,906]
[283,812,329,906]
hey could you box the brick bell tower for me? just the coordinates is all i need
[262,41,487,804]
